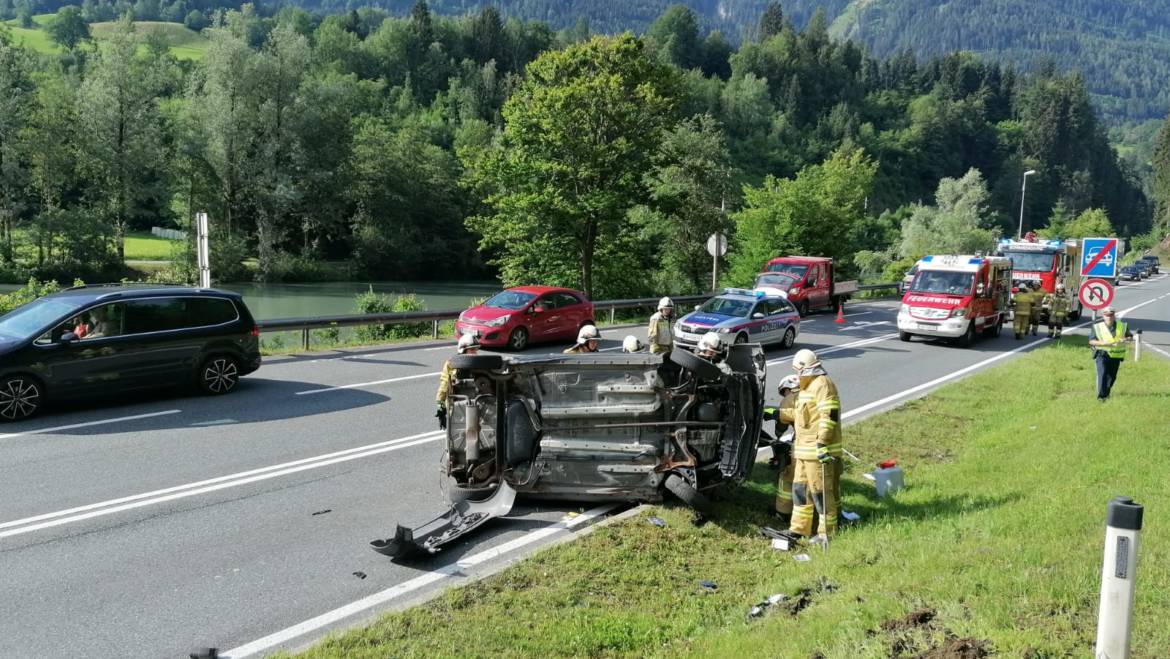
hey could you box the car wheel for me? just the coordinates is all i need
[957,322,976,347]
[983,317,1002,338]
[198,355,240,395]
[669,347,723,380]
[507,327,529,351]
[898,331,912,342]
[0,375,43,421]
[450,354,504,370]
[797,300,810,317]
[781,327,796,349]
[734,333,748,345]
[664,473,714,514]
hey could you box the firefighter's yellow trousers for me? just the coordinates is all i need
[789,458,841,537]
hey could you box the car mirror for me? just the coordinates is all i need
[751,312,765,319]
[60,331,78,344]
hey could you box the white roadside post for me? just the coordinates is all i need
[196,212,211,289]
[1095,496,1144,658]
[1134,329,1142,362]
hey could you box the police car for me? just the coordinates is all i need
[674,288,800,349]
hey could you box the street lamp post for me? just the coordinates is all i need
[1017,169,1037,239]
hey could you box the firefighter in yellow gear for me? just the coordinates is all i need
[436,333,480,428]
[1026,285,1044,336]
[787,348,842,545]
[1045,285,1070,338]
[648,297,674,354]
[762,374,800,520]
[563,324,600,353]
[1012,284,1034,339]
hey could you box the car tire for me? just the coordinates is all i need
[983,317,1002,338]
[957,322,976,347]
[797,300,810,317]
[450,353,504,370]
[898,331,912,342]
[664,473,714,514]
[198,354,241,395]
[507,327,529,351]
[669,347,723,380]
[781,327,796,349]
[734,332,748,345]
[0,375,43,421]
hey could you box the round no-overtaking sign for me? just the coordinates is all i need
[1079,278,1114,311]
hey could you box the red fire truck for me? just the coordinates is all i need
[897,255,1013,346]
[995,236,1085,321]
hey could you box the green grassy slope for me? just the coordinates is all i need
[287,337,1170,658]
[3,16,208,60]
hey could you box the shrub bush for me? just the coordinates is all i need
[354,290,430,342]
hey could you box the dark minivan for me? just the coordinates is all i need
[0,284,261,421]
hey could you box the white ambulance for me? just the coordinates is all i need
[897,255,1013,346]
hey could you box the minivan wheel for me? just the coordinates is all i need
[198,355,240,395]
[664,474,714,514]
[0,375,42,421]
[507,327,529,351]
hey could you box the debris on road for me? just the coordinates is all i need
[698,580,718,592]
[794,553,811,562]
[352,571,367,580]
[312,509,332,516]
[189,649,218,659]
[647,516,666,527]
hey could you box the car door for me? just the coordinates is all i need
[761,299,791,344]
[553,292,584,339]
[528,294,561,339]
[32,301,148,396]
[120,297,209,386]
[808,264,830,310]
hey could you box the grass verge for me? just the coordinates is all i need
[124,231,177,260]
[288,337,1170,658]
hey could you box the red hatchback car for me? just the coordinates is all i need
[455,286,595,350]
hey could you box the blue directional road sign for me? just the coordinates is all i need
[1081,238,1119,278]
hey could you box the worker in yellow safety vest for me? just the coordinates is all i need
[436,332,480,428]
[648,297,674,355]
[1045,284,1070,338]
[784,348,842,547]
[1026,284,1044,336]
[1012,283,1034,340]
[1088,307,1132,401]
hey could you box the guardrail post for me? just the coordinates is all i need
[1096,496,1143,658]
[302,328,309,351]
[432,319,439,339]
[609,307,615,325]
[1134,330,1142,362]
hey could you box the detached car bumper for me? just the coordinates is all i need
[897,313,969,338]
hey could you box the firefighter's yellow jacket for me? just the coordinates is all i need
[791,373,842,460]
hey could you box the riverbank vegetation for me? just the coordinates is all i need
[0,2,1166,299]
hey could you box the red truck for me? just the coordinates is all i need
[754,256,859,316]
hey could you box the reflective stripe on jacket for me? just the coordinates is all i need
[791,375,842,460]
[1094,321,1128,359]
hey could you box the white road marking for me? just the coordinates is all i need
[0,409,182,442]
[0,430,444,539]
[765,333,898,366]
[1146,343,1170,360]
[837,320,892,331]
[221,504,617,659]
[840,311,874,319]
[296,372,440,395]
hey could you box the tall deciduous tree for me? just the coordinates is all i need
[76,17,170,261]
[899,168,1000,257]
[1063,207,1114,238]
[0,38,32,262]
[464,35,680,299]
[728,148,876,285]
[47,5,90,50]
[1152,118,1170,234]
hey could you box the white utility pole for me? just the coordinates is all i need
[196,212,211,288]
[1017,169,1037,239]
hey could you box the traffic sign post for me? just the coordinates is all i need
[1082,238,1119,279]
[1079,278,1114,312]
[707,232,727,291]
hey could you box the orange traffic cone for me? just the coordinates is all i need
[835,302,846,324]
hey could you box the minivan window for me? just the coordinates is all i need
[0,298,86,339]
[123,297,239,335]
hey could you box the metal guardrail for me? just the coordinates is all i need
[255,284,900,350]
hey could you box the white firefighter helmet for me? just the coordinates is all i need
[792,348,820,370]
[777,374,800,394]
[1056,282,1066,293]
[577,324,600,344]
[697,332,724,354]
[622,335,643,352]
[457,332,480,353]
[658,297,674,310]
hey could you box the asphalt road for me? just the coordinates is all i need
[2,275,1168,658]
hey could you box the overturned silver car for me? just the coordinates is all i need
[371,345,766,558]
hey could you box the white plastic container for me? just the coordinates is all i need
[866,460,904,497]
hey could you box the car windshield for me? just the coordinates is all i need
[910,271,975,295]
[1005,251,1056,272]
[0,297,85,339]
[755,273,797,288]
[766,263,809,279]
[482,290,538,310]
[698,297,754,317]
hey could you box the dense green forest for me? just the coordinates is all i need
[0,2,1161,298]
